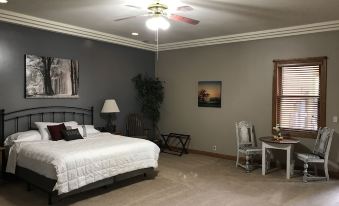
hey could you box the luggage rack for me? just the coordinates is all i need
[161,133,191,156]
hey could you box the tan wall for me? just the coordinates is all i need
[155,31,339,171]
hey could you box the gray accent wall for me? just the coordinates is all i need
[156,31,339,171]
[0,22,155,130]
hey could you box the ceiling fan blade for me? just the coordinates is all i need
[124,5,143,10]
[114,12,149,22]
[169,14,200,25]
[176,5,194,12]
[114,15,140,22]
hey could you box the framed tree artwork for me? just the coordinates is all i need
[25,54,79,98]
[198,81,222,108]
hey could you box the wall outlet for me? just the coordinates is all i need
[333,116,338,123]
[212,145,217,151]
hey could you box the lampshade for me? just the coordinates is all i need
[101,99,120,113]
[146,16,170,31]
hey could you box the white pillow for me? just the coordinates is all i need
[4,130,42,146]
[72,125,100,137]
[35,121,78,140]
[84,125,100,135]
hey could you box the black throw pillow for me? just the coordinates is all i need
[61,129,83,141]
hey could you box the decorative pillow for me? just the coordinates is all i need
[61,129,83,141]
[71,125,100,137]
[4,130,42,146]
[71,126,84,136]
[35,121,78,140]
[47,123,66,141]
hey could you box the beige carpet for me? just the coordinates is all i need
[1,153,339,206]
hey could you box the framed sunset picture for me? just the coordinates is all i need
[198,81,222,108]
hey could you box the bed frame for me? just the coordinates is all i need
[0,106,156,205]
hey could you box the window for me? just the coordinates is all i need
[273,57,327,138]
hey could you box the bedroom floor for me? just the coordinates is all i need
[1,154,339,206]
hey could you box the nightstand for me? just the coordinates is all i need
[95,127,105,132]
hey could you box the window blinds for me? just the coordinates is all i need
[277,65,320,131]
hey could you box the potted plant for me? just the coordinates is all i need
[132,74,164,139]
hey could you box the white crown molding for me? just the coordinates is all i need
[0,9,156,51]
[159,20,339,51]
[1,9,339,52]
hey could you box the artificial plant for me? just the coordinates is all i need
[132,74,164,139]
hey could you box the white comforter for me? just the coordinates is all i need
[6,133,160,195]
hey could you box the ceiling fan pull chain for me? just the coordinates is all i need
[156,28,159,61]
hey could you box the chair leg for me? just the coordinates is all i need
[303,162,309,183]
[236,151,239,167]
[245,154,250,172]
[324,163,330,181]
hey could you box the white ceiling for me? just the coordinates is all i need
[1,0,339,44]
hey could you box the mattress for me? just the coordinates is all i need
[6,133,160,194]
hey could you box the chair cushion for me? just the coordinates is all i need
[296,153,324,163]
[239,145,262,154]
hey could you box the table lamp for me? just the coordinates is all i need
[101,99,120,132]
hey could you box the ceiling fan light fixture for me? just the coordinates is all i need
[146,16,170,31]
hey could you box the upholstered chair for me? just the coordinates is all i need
[235,121,262,172]
[295,127,334,182]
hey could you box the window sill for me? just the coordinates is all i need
[281,129,318,139]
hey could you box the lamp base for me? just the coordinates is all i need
[103,113,117,134]
[105,125,116,133]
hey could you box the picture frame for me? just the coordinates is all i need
[25,54,79,99]
[198,81,222,108]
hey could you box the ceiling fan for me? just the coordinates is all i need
[114,0,200,31]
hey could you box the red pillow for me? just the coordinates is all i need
[47,123,67,141]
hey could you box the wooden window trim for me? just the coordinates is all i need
[272,56,327,139]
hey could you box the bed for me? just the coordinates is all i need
[0,106,160,204]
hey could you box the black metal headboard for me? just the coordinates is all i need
[0,106,94,146]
